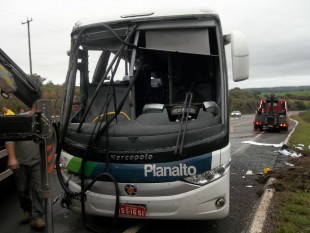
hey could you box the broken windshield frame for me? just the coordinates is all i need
[62,18,226,139]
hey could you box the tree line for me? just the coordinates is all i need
[0,74,63,115]
[229,87,310,114]
[1,75,309,115]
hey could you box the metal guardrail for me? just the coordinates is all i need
[0,149,13,182]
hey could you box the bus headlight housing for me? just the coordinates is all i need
[184,160,231,185]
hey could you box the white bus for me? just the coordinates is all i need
[57,6,249,220]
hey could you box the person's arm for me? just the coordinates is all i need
[5,142,19,170]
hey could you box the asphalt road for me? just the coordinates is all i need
[0,114,295,233]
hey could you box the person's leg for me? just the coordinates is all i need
[13,165,32,223]
[29,162,46,229]
[29,162,45,219]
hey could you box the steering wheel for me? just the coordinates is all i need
[92,111,131,123]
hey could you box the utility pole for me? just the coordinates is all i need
[22,18,33,75]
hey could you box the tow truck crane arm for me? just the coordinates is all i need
[0,48,41,107]
[0,48,55,233]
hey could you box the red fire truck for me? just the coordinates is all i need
[253,94,289,132]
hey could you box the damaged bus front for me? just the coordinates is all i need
[56,8,249,220]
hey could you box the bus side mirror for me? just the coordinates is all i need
[225,31,249,82]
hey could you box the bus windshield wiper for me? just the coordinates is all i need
[174,92,193,155]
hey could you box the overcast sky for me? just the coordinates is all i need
[0,0,309,89]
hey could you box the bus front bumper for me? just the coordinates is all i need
[61,171,230,220]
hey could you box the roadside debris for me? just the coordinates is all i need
[296,143,308,149]
[277,149,292,156]
[263,168,271,174]
[276,142,308,158]
[277,148,303,158]
[246,170,254,175]
[290,152,303,158]
[285,162,294,167]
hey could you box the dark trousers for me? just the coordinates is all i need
[13,162,45,220]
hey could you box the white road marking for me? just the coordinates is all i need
[241,141,283,147]
[248,178,276,233]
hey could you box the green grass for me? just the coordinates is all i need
[276,192,310,233]
[299,111,310,123]
[274,111,310,233]
[290,111,310,152]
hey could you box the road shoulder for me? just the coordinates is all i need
[247,178,276,233]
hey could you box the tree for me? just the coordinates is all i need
[295,101,307,110]
[29,73,46,88]
[229,88,261,114]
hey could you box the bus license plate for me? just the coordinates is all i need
[119,204,146,217]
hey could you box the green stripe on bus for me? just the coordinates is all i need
[67,156,97,177]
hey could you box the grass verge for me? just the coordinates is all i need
[277,191,310,233]
[263,111,310,233]
[290,111,310,154]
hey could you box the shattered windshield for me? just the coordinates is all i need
[63,20,223,131]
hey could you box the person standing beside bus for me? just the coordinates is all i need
[2,106,15,115]
[5,102,46,230]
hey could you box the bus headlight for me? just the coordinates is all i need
[184,160,231,185]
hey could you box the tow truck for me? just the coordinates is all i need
[0,48,57,233]
[0,48,42,183]
[253,94,289,131]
